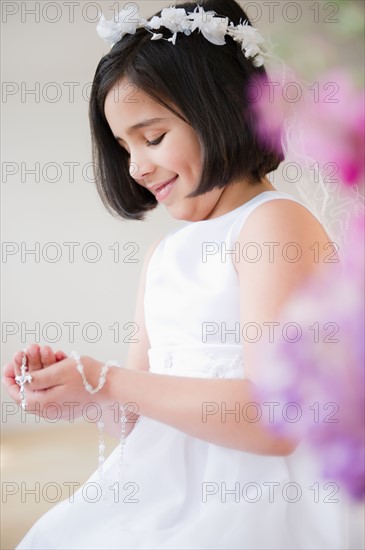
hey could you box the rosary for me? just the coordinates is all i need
[70,351,127,485]
[15,349,33,409]
[14,349,128,488]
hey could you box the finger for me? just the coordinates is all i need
[26,344,43,371]
[40,346,57,367]
[55,350,68,362]
[4,378,47,413]
[28,359,67,391]
[4,384,21,405]
[3,361,16,379]
[18,386,72,418]
[2,370,22,403]
[13,350,25,377]
[3,364,48,411]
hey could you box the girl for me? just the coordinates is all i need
[3,0,346,548]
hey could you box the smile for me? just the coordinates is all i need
[155,176,178,202]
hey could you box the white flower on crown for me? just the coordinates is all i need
[97,7,144,46]
[251,55,264,67]
[227,20,265,65]
[187,6,228,46]
[148,7,191,34]
[147,7,192,45]
[96,5,267,67]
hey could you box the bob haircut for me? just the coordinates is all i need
[89,0,284,220]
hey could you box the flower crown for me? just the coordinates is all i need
[97,5,267,67]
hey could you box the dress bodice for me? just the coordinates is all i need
[144,190,303,377]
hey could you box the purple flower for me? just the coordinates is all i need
[255,213,365,501]
[251,70,365,188]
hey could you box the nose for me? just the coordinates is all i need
[128,151,155,181]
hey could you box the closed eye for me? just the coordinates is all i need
[147,133,166,147]
[119,134,166,157]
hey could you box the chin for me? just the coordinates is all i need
[166,197,209,222]
[166,206,189,221]
[169,206,201,222]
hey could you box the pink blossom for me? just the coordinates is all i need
[254,212,365,501]
[251,70,365,188]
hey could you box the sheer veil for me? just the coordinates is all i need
[261,49,362,255]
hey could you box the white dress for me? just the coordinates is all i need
[17,191,348,550]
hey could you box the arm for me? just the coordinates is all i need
[101,199,337,455]
[5,200,336,455]
[233,198,340,384]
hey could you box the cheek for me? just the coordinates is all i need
[187,137,204,170]
[181,141,203,170]
[166,132,203,175]
[165,150,191,174]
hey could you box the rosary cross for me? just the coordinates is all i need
[15,350,33,410]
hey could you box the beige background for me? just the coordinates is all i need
[1,1,364,548]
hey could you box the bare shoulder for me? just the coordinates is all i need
[234,197,339,327]
[235,197,336,266]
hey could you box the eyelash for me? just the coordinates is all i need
[147,133,166,147]
[123,134,166,156]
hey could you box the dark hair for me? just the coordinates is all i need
[89,0,284,220]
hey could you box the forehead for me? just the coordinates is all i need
[104,79,171,129]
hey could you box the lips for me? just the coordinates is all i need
[150,177,177,193]
[154,176,177,201]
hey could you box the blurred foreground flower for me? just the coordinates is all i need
[252,69,365,187]
[254,212,365,501]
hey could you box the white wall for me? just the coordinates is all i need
[1,0,184,430]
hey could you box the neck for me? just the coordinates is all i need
[205,177,276,220]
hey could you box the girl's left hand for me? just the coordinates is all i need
[3,353,107,421]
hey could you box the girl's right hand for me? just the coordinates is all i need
[15,344,68,371]
[2,344,68,402]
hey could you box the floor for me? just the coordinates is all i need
[1,423,117,549]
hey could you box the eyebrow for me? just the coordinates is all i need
[115,118,167,143]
